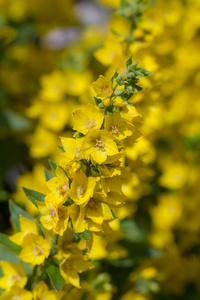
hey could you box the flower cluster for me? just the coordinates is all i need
[0,56,152,298]
[1,0,200,299]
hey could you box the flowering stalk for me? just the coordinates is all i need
[0,56,152,297]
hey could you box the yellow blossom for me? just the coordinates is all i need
[19,233,51,265]
[0,285,32,300]
[0,262,27,290]
[38,194,69,236]
[81,192,114,225]
[81,129,119,164]
[39,70,67,102]
[46,167,69,205]
[60,255,94,288]
[33,281,63,300]
[9,216,38,246]
[69,171,96,205]
[105,112,133,140]
[92,75,113,99]
[61,137,85,164]
[73,103,104,135]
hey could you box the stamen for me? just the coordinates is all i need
[111,125,120,136]
[94,138,105,151]
[85,119,97,130]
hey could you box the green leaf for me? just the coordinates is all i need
[0,233,22,255]
[0,109,30,131]
[126,56,132,68]
[9,200,34,232]
[111,210,117,219]
[121,220,145,243]
[78,230,91,241]
[44,168,54,182]
[110,68,119,84]
[0,248,32,276]
[73,231,81,243]
[94,97,103,107]
[127,61,139,71]
[113,88,124,96]
[57,145,65,152]
[47,264,66,291]
[0,247,20,264]
[91,165,101,176]
[49,160,57,174]
[22,187,45,207]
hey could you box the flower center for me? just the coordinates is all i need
[33,245,44,256]
[10,274,22,284]
[100,86,111,94]
[56,182,68,196]
[88,200,98,210]
[77,186,84,197]
[49,207,56,218]
[85,119,97,130]
[111,125,120,136]
[94,138,105,151]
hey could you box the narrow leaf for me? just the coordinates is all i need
[9,200,34,232]
[78,230,91,241]
[44,168,54,182]
[0,233,22,255]
[57,145,65,153]
[126,56,132,68]
[23,187,45,207]
[49,160,57,174]
[110,68,119,84]
[47,264,65,291]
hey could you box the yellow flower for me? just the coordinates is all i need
[120,105,143,126]
[39,70,67,102]
[106,191,126,207]
[28,126,57,158]
[60,255,94,288]
[151,194,182,230]
[38,194,69,236]
[9,216,38,246]
[40,102,70,132]
[114,96,126,107]
[19,233,51,265]
[0,285,32,300]
[0,262,27,290]
[105,112,133,140]
[61,137,85,164]
[92,75,113,99]
[56,228,82,260]
[81,192,114,225]
[73,103,104,135]
[81,130,119,164]
[33,281,63,300]
[140,267,158,279]
[159,161,188,189]
[69,171,96,205]
[69,204,87,233]
[47,167,69,205]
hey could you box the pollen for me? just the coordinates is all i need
[77,186,84,197]
[94,138,105,151]
[85,119,97,130]
[33,245,44,256]
[49,207,56,217]
[10,274,22,284]
[100,86,112,94]
[56,182,68,196]
[111,125,120,136]
[88,200,98,210]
